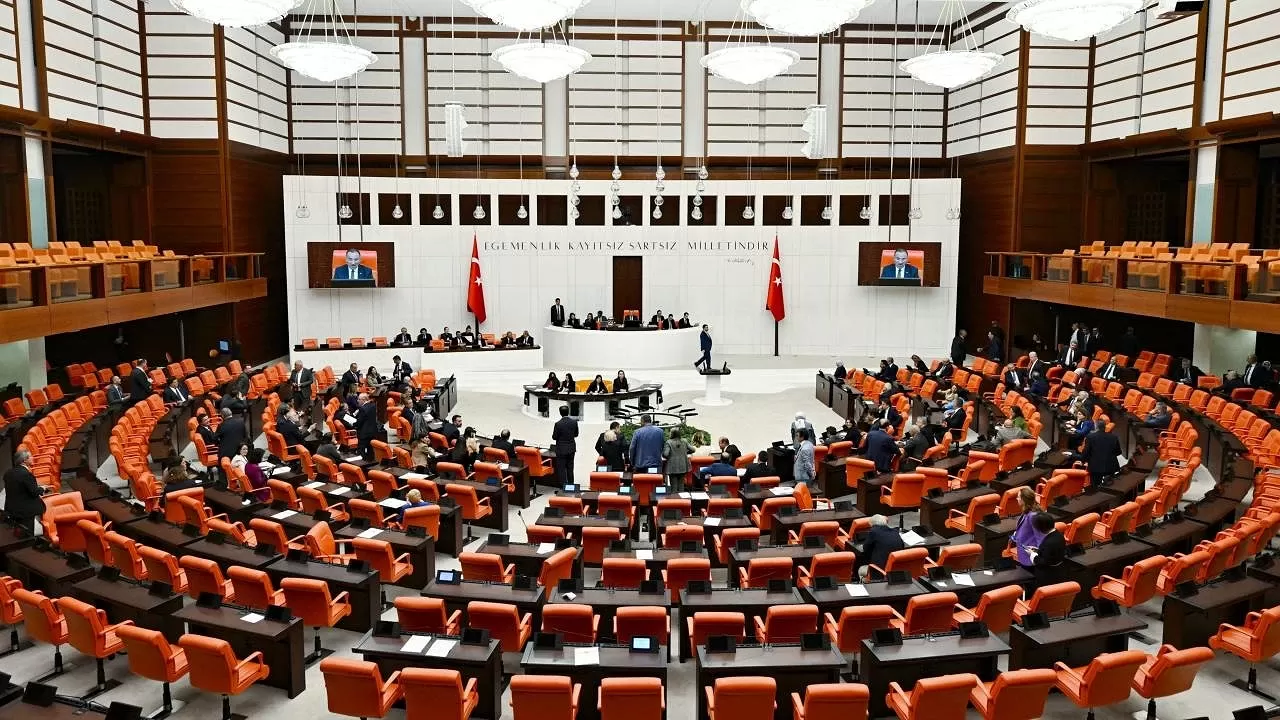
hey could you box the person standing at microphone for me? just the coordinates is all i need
[694,324,713,371]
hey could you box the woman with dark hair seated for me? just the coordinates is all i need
[560,372,577,393]
[613,370,629,392]
[543,372,560,390]
[244,447,270,501]
[586,374,607,394]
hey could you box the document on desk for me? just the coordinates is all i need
[635,549,654,560]
[952,573,975,587]
[678,492,692,499]
[770,486,795,496]
[241,613,265,624]
[272,466,293,476]
[271,510,298,520]
[703,517,721,527]
[573,647,600,666]
[401,472,428,480]
[401,635,431,653]
[499,463,510,470]
[536,543,556,555]
[425,639,456,658]
[357,528,384,539]
[303,481,325,489]
[379,497,409,508]
[736,468,746,477]
[690,492,710,501]
[329,486,351,496]
[900,530,925,546]
[844,584,869,597]
[344,454,362,462]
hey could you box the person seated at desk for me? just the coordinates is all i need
[872,358,898,383]
[162,377,190,405]
[900,420,933,463]
[596,425,627,472]
[438,327,455,348]
[629,415,665,472]
[393,327,413,346]
[740,452,771,485]
[994,418,1031,449]
[1096,355,1122,382]
[1063,409,1094,450]
[458,326,477,347]
[106,375,128,405]
[365,366,384,385]
[1062,389,1093,418]
[542,372,560,391]
[162,458,201,491]
[908,355,930,377]
[1029,512,1066,587]
[1144,401,1173,429]
[408,439,437,469]
[196,413,217,450]
[872,397,903,430]
[450,435,480,472]
[441,415,463,447]
[1080,422,1122,486]
[517,330,536,347]
[586,374,608,394]
[500,331,517,347]
[856,514,906,580]
[823,419,860,448]
[219,389,247,414]
[833,361,847,382]
[243,447,269,501]
[278,408,307,449]
[1221,370,1246,395]
[718,437,741,464]
[315,437,345,468]
[647,312,664,328]
[699,452,737,484]
[613,370,629,392]
[581,312,599,330]
[560,373,577,393]
[1002,363,1028,393]
[1171,357,1204,386]
[395,488,432,523]
[933,358,955,385]
[1058,340,1083,368]
[415,328,432,346]
[863,421,901,474]
[568,313,582,329]
[678,312,693,329]
[491,429,516,458]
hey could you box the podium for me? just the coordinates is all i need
[694,365,732,406]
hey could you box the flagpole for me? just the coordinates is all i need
[774,320,779,358]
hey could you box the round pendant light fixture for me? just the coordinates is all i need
[745,0,873,36]
[171,0,300,27]
[1007,0,1142,42]
[492,41,591,83]
[899,0,1002,90]
[702,45,799,85]
[462,0,590,31]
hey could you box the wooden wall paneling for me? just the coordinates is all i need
[799,195,832,226]
[1017,149,1085,253]
[419,193,453,225]
[377,192,413,225]
[148,139,226,254]
[496,194,529,225]
[956,152,1015,344]
[227,147,288,364]
[536,195,566,226]
[1213,143,1259,247]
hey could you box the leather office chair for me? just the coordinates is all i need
[178,634,271,720]
[227,566,285,610]
[791,683,869,720]
[868,547,930,580]
[305,522,357,564]
[348,499,393,529]
[548,497,585,515]
[115,624,188,718]
[353,537,414,604]
[929,543,982,572]
[750,497,797,532]
[14,588,69,677]
[1131,644,1215,720]
[467,600,532,652]
[706,677,776,720]
[581,527,623,566]
[663,558,712,604]
[1156,550,1209,595]
[525,524,566,544]
[602,558,649,588]
[140,546,188,595]
[1091,555,1168,607]
[891,592,959,636]
[541,604,599,643]
[825,605,897,654]
[394,596,461,635]
[797,551,855,588]
[538,549,578,589]
[78,519,114,567]
[105,531,148,581]
[1094,502,1139,542]
[178,555,235,601]
[661,524,704,550]
[402,505,442,540]
[299,487,350,523]
[687,612,745,658]
[249,518,306,556]
[846,457,878,489]
[613,606,671,648]
[319,657,404,719]
[401,668,479,720]
[1063,512,1100,547]
[599,677,664,720]
[1210,605,1280,698]
[0,576,25,656]
[281,577,352,663]
[881,473,926,511]
[738,557,794,587]
[968,669,1057,720]
[714,528,762,565]
[207,517,257,547]
[788,521,840,547]
[57,596,127,695]
[460,552,516,584]
[447,483,492,542]
[953,585,1022,634]
[945,493,1000,534]
[753,604,819,644]
[1054,650,1148,720]
[41,492,100,551]
[511,675,581,720]
[1013,581,1080,622]
[368,470,398,500]
[887,674,979,720]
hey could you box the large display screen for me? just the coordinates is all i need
[857,242,942,287]
[307,242,396,288]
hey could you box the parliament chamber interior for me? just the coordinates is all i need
[8,0,1280,718]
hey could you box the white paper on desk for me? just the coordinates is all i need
[379,497,408,508]
[401,472,428,480]
[499,463,510,470]
[900,530,925,547]
[535,543,556,555]
[357,528,384,539]
[599,491,619,497]
[703,517,721,527]
[258,462,274,470]
[401,635,431,653]
[272,466,292,477]
[573,647,600,666]
[344,455,362,462]
[844,584,869,597]
[736,468,746,477]
[329,486,351,496]
[952,573,976,587]
[982,570,994,576]
[271,510,298,520]
[691,492,710,501]
[636,549,654,560]
[425,639,456,658]
[241,613,265,624]
[770,486,794,496]
[303,481,325,489]
[678,492,691,499]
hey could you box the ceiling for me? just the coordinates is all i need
[313,0,1000,27]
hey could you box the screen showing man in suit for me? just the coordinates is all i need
[879,248,923,283]
[331,248,377,284]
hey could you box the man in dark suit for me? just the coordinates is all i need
[277,409,306,449]
[661,314,677,330]
[551,405,578,487]
[106,376,127,405]
[880,249,920,280]
[439,327,455,348]
[739,451,771,485]
[1143,401,1173,429]
[873,399,902,430]
[4,450,45,534]
[393,327,413,346]
[288,362,314,406]
[1068,323,1088,350]
[1030,512,1066,586]
[1171,357,1203,386]
[700,453,737,482]
[196,414,217,449]
[1026,352,1049,395]
[1243,355,1272,389]
[550,299,566,327]
[717,437,741,464]
[855,514,907,579]
[440,415,462,446]
[694,324,713,371]
[130,360,152,398]
[1058,341,1082,368]
[214,409,246,462]
[1096,356,1122,382]
[1079,423,1122,485]
[491,429,516,458]
[333,249,374,281]
[950,329,968,366]
[354,393,379,458]
[340,363,361,395]
[1084,328,1102,357]
[677,313,693,329]
[517,331,535,347]
[1003,364,1028,392]
[218,390,247,414]
[162,378,189,405]
[863,422,901,474]
[390,355,413,389]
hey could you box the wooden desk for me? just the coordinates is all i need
[770,508,865,545]
[1137,517,1210,556]
[816,372,834,408]
[816,459,849,499]
[547,587,670,642]
[677,588,806,661]
[799,580,928,616]
[476,540,581,578]
[920,487,999,538]
[989,466,1053,494]
[973,517,1020,564]
[86,496,146,527]
[202,485,267,520]
[832,382,863,423]
[854,473,895,517]
[1063,540,1154,609]
[1183,495,1240,537]
[8,547,94,596]
[422,579,546,628]
[263,556,379,632]
[71,576,186,642]
[603,546,708,574]
[919,567,1033,608]
[175,604,305,697]
[0,526,34,572]
[523,643,669,720]
[1045,488,1124,524]
[354,631,503,720]
[847,528,964,562]
[182,537,279,571]
[118,516,200,556]
[430,475,510,532]
[728,545,829,588]
[697,644,845,720]
[250,507,347,537]
[1009,613,1148,669]
[655,516,754,563]
[860,634,1009,717]
[535,513,630,539]
[1161,576,1280,649]
[336,526,435,589]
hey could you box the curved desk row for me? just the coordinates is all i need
[523,384,663,424]
[291,344,544,375]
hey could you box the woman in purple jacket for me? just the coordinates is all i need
[1009,486,1045,569]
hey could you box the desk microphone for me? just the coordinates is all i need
[517,510,528,534]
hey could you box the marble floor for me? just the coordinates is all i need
[3,355,1273,719]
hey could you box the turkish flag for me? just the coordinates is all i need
[467,235,487,325]
[766,236,785,322]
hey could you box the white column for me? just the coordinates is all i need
[818,40,841,158]
[0,340,46,395]
[1193,325,1254,376]
[543,79,568,165]
[682,36,705,163]
[1190,0,1228,245]
[401,37,427,156]
[14,0,48,248]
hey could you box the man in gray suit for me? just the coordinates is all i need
[790,411,815,450]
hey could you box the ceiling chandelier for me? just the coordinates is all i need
[701,1,798,85]
[171,0,300,27]
[462,0,591,31]
[745,0,874,36]
[901,0,1000,89]
[271,0,376,83]
[493,40,591,83]
[1007,0,1142,42]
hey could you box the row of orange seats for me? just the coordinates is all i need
[12,391,107,487]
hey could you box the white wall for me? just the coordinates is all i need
[284,176,960,361]
[43,0,143,132]
[223,24,289,152]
